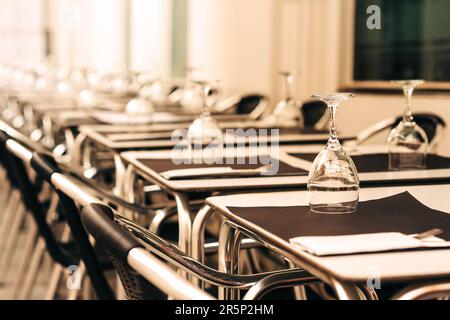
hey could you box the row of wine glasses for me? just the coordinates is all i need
[2,62,428,215]
[0,61,217,114]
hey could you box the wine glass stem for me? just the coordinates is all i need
[403,86,414,122]
[328,103,339,141]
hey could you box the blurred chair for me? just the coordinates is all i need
[214,94,269,120]
[52,166,319,300]
[81,203,214,300]
[300,100,328,131]
[2,131,320,300]
[350,113,446,152]
[80,202,318,300]
[0,130,115,300]
[394,281,450,300]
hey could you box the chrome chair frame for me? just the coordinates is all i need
[1,131,321,299]
[2,132,115,300]
[47,167,320,299]
[216,218,380,300]
[394,282,450,300]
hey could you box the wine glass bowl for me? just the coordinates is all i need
[388,80,428,171]
[307,93,359,214]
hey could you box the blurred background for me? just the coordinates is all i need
[1,0,450,150]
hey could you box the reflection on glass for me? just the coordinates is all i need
[388,80,428,171]
[308,93,359,214]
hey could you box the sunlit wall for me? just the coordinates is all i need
[0,0,347,100]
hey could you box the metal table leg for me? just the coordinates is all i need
[218,220,243,300]
[114,153,126,197]
[69,132,87,168]
[173,191,192,255]
[191,205,214,287]
[330,278,364,300]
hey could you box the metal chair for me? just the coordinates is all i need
[3,132,321,300]
[214,94,269,120]
[81,203,214,300]
[393,282,450,300]
[300,100,328,130]
[43,166,319,300]
[0,130,115,300]
[349,113,446,152]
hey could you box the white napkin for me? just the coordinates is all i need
[290,232,450,256]
[160,167,265,180]
[91,111,153,125]
[161,167,233,180]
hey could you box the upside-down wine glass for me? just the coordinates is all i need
[270,71,301,127]
[307,93,359,214]
[187,80,223,162]
[387,80,428,171]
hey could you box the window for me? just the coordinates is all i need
[354,0,450,83]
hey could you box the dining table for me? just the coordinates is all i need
[118,143,450,261]
[206,183,450,300]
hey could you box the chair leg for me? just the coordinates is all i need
[0,190,21,245]
[81,276,93,300]
[0,179,11,214]
[0,203,27,282]
[45,265,63,300]
[17,239,46,300]
[16,192,60,298]
[12,219,38,296]
[288,261,308,300]
[116,276,126,300]
[45,224,72,300]
[67,263,85,300]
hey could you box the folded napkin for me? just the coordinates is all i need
[161,167,239,180]
[290,232,450,256]
[92,111,153,125]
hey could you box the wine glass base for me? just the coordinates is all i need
[389,165,426,171]
[310,203,358,215]
[388,152,426,171]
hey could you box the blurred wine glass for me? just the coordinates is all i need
[388,80,428,171]
[187,80,223,161]
[267,71,302,127]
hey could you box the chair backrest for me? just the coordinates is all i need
[45,162,315,300]
[236,94,268,119]
[300,100,328,129]
[394,113,446,143]
[31,151,116,300]
[1,131,115,300]
[1,114,321,300]
[353,113,446,147]
[216,94,268,120]
[0,131,76,267]
[81,203,214,300]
